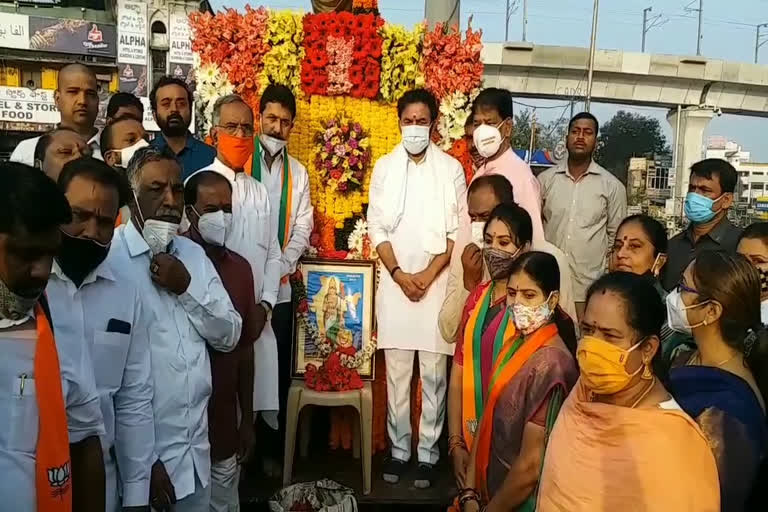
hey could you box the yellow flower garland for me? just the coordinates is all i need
[260,10,305,97]
[379,22,425,103]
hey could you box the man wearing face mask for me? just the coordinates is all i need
[246,84,313,459]
[662,158,741,291]
[46,157,155,512]
[150,76,216,179]
[182,170,258,512]
[737,222,768,324]
[12,63,102,164]
[190,94,283,452]
[368,88,466,488]
[0,162,106,512]
[101,115,150,225]
[34,127,91,182]
[438,176,577,343]
[539,112,627,320]
[113,146,242,511]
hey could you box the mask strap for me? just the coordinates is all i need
[132,190,146,228]
[650,253,662,275]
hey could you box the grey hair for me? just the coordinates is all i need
[125,146,179,191]
[212,94,252,127]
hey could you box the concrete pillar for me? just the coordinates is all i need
[425,0,460,29]
[666,106,715,204]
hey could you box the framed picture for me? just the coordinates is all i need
[292,258,377,380]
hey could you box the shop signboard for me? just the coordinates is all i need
[117,0,149,96]
[0,86,58,124]
[28,16,116,57]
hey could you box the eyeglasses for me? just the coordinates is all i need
[216,123,255,136]
[677,281,700,295]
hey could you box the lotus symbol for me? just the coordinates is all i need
[47,461,71,499]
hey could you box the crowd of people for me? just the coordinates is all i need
[0,60,765,512]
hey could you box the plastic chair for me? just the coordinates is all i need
[283,380,373,495]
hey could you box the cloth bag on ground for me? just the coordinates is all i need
[268,479,357,512]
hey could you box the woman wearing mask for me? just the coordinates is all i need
[537,272,720,511]
[448,202,535,489]
[667,251,768,511]
[737,222,768,324]
[456,251,578,512]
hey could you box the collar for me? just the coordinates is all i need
[153,132,195,154]
[184,158,236,184]
[50,257,116,286]
[685,216,733,245]
[124,221,152,258]
[554,159,603,179]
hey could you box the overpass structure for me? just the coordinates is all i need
[481,42,768,203]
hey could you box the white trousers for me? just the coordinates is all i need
[385,349,448,465]
[210,455,240,512]
[152,474,211,512]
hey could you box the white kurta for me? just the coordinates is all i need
[187,159,283,422]
[368,144,466,356]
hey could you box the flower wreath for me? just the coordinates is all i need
[290,271,376,370]
[313,116,372,194]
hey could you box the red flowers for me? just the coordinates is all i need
[301,12,384,98]
[305,346,364,392]
[421,20,483,101]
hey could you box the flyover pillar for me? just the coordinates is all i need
[667,105,716,207]
[425,0,460,29]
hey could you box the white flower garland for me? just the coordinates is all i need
[436,88,480,150]
[193,62,235,135]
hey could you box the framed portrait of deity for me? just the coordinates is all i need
[292,259,377,381]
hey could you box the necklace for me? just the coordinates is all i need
[630,376,656,409]
[691,351,739,368]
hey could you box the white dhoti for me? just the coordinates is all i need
[210,455,241,512]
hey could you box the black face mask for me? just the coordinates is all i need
[56,231,110,288]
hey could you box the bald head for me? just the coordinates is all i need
[55,63,98,132]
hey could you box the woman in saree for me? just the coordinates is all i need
[457,251,578,512]
[537,271,720,512]
[448,202,536,488]
[667,251,768,511]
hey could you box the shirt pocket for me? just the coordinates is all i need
[578,190,606,229]
[92,332,131,390]
[6,376,39,454]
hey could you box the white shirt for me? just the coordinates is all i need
[761,300,768,324]
[10,129,102,165]
[368,144,466,355]
[188,158,283,418]
[111,222,241,501]
[0,310,105,510]
[47,253,154,508]
[256,147,314,304]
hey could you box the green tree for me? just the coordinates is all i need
[595,110,670,184]
[510,110,567,152]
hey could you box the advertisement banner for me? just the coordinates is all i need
[0,14,29,50]
[28,17,116,57]
[117,0,148,96]
[169,10,193,65]
[0,86,59,124]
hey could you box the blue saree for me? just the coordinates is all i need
[669,366,767,511]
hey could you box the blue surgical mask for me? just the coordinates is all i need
[684,192,723,224]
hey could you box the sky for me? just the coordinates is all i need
[210,0,768,159]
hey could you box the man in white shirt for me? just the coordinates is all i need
[11,63,102,164]
[46,157,155,512]
[113,146,242,511]
[187,94,282,444]
[251,84,313,457]
[0,162,106,511]
[33,127,91,181]
[368,89,466,488]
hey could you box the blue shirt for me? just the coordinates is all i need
[151,133,216,180]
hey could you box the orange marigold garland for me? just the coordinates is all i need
[447,137,475,185]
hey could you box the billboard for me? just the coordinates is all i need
[0,86,59,124]
[0,14,30,50]
[117,0,149,96]
[27,17,117,57]
[755,197,768,212]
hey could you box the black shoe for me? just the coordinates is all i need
[414,462,436,489]
[382,457,407,484]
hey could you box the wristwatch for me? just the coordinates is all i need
[261,301,273,321]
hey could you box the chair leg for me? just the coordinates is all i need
[299,406,313,459]
[352,413,361,460]
[360,385,373,495]
[283,385,302,487]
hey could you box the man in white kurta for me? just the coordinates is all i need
[185,94,283,433]
[368,89,466,488]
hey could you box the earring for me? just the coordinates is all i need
[642,361,653,380]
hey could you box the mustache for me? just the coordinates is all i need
[166,113,185,123]
[154,207,182,221]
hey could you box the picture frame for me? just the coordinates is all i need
[292,258,377,380]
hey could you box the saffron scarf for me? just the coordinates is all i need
[249,141,293,250]
[461,283,514,448]
[474,321,558,500]
[34,301,72,511]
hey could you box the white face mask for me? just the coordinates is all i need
[259,133,287,156]
[194,208,232,247]
[115,138,149,168]
[473,121,506,158]
[143,219,179,255]
[471,221,485,248]
[666,288,708,335]
[401,124,430,155]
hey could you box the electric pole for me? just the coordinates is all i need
[641,7,666,52]
[685,0,703,55]
[522,0,528,42]
[585,0,599,112]
[756,23,768,63]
